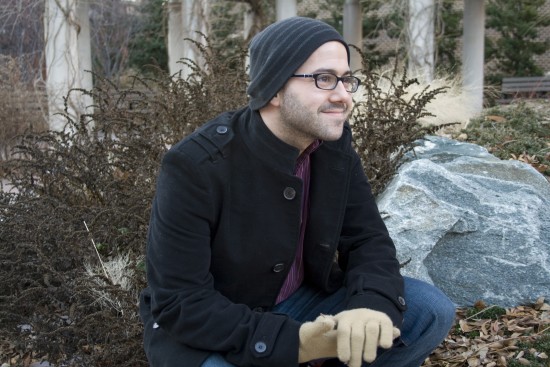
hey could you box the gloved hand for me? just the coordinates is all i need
[298,314,338,363]
[333,308,400,367]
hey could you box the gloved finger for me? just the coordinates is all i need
[378,319,395,349]
[336,320,352,364]
[363,321,380,363]
[301,316,336,340]
[303,324,321,339]
[349,324,364,367]
[315,314,337,332]
[324,329,338,340]
[392,327,401,339]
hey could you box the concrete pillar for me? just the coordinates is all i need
[44,0,93,131]
[343,0,363,72]
[167,0,185,76]
[76,0,93,113]
[243,4,254,40]
[167,0,209,78]
[462,0,485,113]
[408,0,435,83]
[244,4,255,72]
[276,0,297,21]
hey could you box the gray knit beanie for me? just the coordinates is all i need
[247,17,350,110]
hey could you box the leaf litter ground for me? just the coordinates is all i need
[424,297,550,367]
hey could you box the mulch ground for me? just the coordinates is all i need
[424,297,550,366]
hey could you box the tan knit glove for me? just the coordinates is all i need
[333,308,400,367]
[298,314,338,363]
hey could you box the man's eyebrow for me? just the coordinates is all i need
[311,68,352,76]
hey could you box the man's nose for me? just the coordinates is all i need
[330,80,353,101]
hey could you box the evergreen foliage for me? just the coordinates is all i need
[127,0,168,73]
[485,0,550,82]
[362,0,406,68]
[434,0,462,74]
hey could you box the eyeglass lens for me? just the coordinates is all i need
[315,74,359,92]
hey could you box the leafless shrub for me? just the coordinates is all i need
[0,55,48,164]
[353,48,456,195]
[0,37,247,366]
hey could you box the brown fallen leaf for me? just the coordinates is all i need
[485,115,506,123]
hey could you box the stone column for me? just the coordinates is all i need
[167,0,209,78]
[408,0,435,83]
[343,0,363,72]
[276,0,297,20]
[462,0,485,113]
[44,0,93,131]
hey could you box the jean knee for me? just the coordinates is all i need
[201,353,237,367]
[402,278,456,340]
[426,285,455,322]
[441,295,457,330]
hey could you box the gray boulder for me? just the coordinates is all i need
[377,136,550,307]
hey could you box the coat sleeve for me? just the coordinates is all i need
[144,147,300,367]
[338,151,407,328]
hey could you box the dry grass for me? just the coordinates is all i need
[458,100,550,179]
[371,69,478,128]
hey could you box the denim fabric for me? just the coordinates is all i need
[201,277,456,367]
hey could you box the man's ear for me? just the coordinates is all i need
[268,91,281,107]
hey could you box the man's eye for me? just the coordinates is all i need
[317,74,333,83]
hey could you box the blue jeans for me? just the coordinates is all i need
[202,277,456,367]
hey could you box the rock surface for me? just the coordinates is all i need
[377,136,550,307]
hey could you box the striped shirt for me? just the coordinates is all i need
[275,140,321,304]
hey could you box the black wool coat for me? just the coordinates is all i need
[139,107,406,367]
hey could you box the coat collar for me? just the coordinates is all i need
[232,106,353,176]
[237,107,301,175]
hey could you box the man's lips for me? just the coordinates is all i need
[321,104,348,114]
[321,108,348,116]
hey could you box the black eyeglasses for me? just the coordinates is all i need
[291,73,361,93]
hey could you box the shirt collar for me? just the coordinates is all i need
[296,140,322,166]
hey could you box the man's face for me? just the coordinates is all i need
[276,41,353,151]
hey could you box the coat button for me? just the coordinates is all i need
[283,187,296,200]
[272,263,285,273]
[398,296,406,306]
[254,341,267,353]
[216,125,228,134]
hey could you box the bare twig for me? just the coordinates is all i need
[83,220,109,280]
